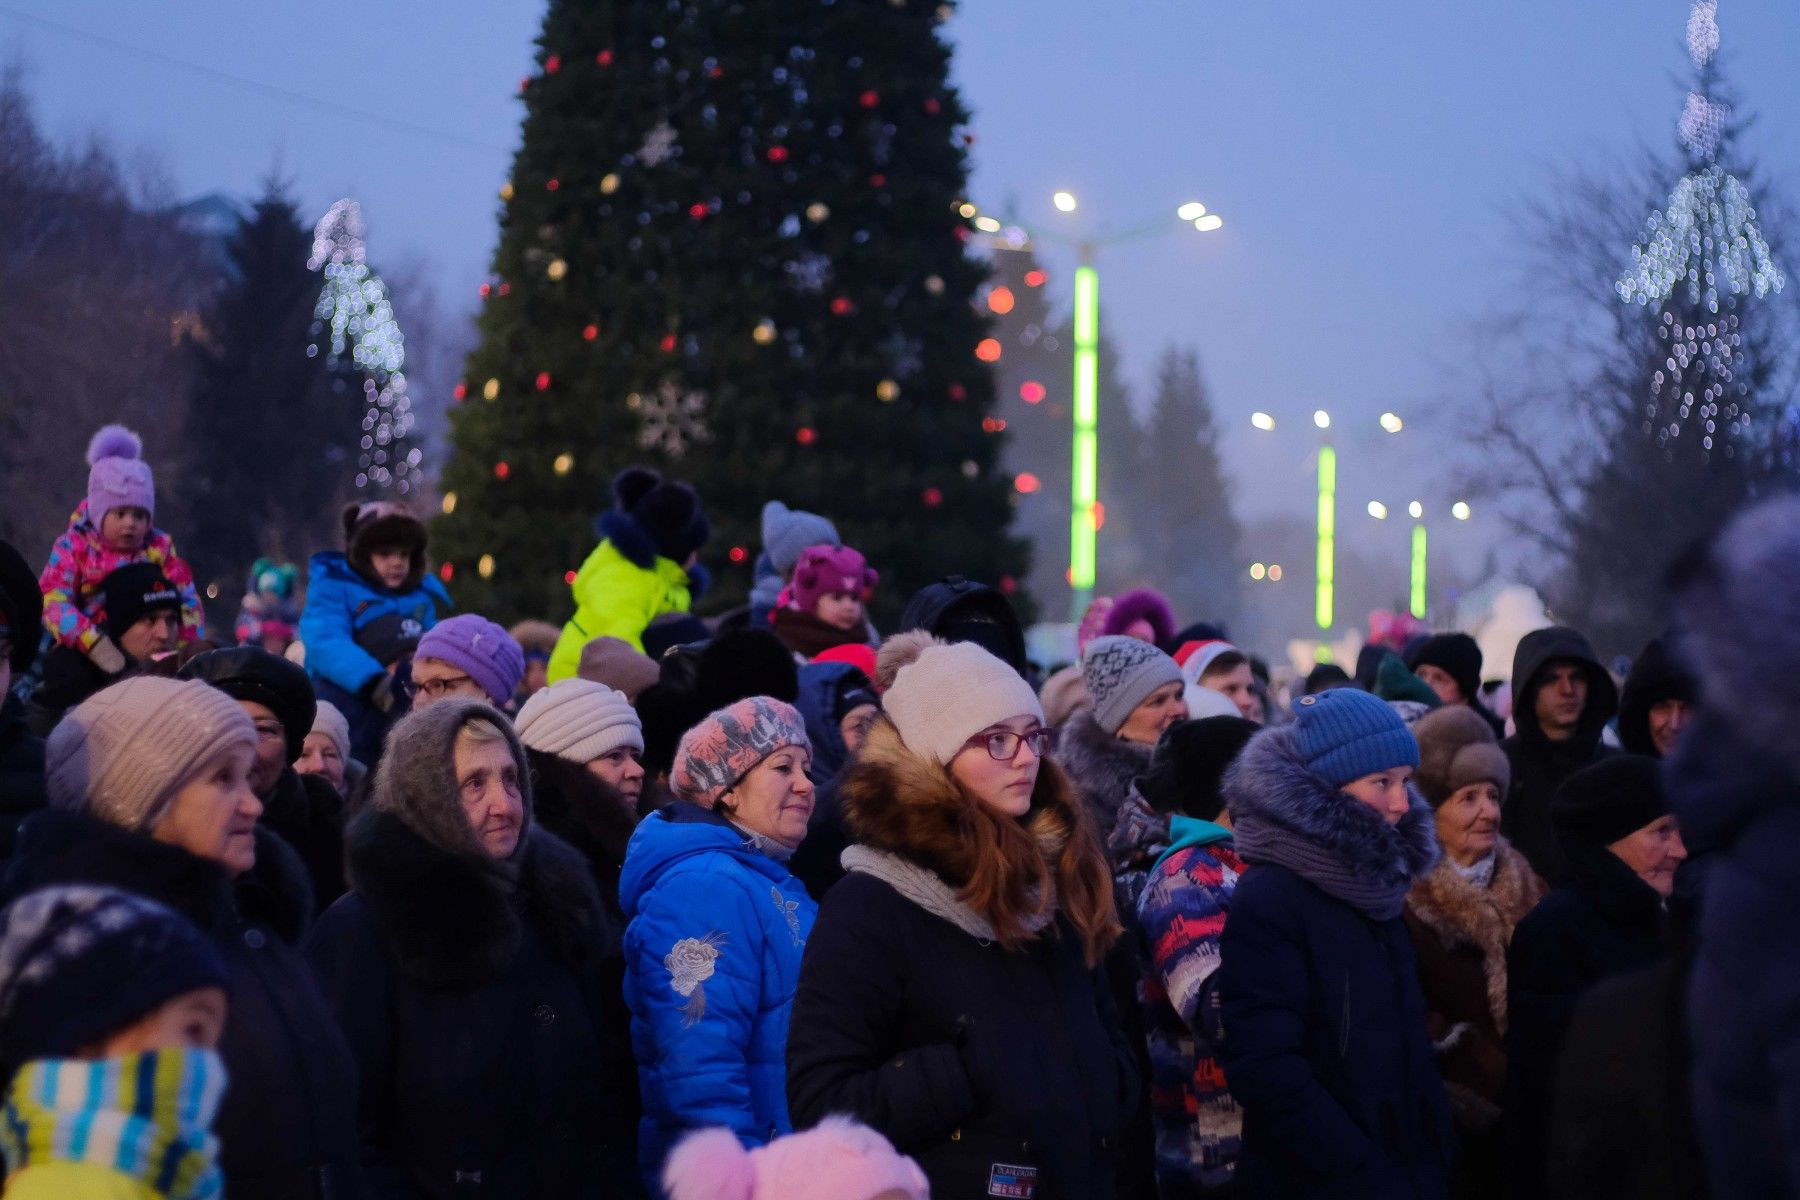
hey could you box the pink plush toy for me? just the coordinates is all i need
[664,1118,929,1200]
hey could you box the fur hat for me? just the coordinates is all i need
[577,635,661,702]
[671,696,810,809]
[881,632,1044,765]
[508,619,562,664]
[1412,704,1509,807]
[342,501,427,592]
[310,700,352,766]
[373,698,532,859]
[1138,715,1260,820]
[516,679,644,764]
[0,885,229,1087]
[790,544,877,616]
[0,540,41,673]
[85,425,154,523]
[612,466,710,565]
[1082,636,1183,736]
[1101,587,1177,647]
[179,645,318,763]
[1551,754,1669,849]
[1038,663,1092,728]
[46,677,255,833]
[1406,633,1485,704]
[760,501,840,576]
[665,1118,928,1200]
[1290,686,1420,789]
[415,615,526,708]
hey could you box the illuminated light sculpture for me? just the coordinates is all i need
[1070,263,1100,609]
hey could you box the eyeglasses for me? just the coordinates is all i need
[965,728,1052,762]
[403,674,478,700]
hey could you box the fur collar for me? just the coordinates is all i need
[1405,838,1546,1032]
[1224,725,1440,918]
[1054,710,1153,839]
[841,845,1055,942]
[344,806,613,990]
[597,510,661,571]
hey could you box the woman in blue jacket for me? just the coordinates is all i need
[620,696,818,1192]
[1218,688,1454,1199]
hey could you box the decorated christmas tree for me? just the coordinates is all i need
[434,0,1028,624]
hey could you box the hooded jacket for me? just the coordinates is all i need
[38,502,203,655]
[786,718,1137,1200]
[305,699,633,1198]
[299,550,451,696]
[548,514,704,680]
[1217,726,1453,1199]
[895,576,1028,677]
[1500,629,1618,884]
[1615,638,1696,759]
[3,810,367,1200]
[619,801,817,1188]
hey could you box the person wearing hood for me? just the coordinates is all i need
[1615,637,1696,759]
[306,698,634,1197]
[786,632,1136,1200]
[1401,707,1545,1200]
[787,661,880,901]
[1500,627,1619,884]
[548,467,711,679]
[179,646,348,911]
[1217,688,1453,1199]
[0,540,46,858]
[1113,716,1258,1198]
[1504,755,1683,1200]
[620,696,818,1189]
[5,675,366,1198]
[1057,636,1188,844]
[1405,633,1505,738]
[894,574,1029,679]
[749,501,840,631]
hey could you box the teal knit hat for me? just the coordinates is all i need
[1292,687,1419,788]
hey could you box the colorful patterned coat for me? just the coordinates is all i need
[38,502,201,652]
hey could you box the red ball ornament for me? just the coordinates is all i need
[999,575,1018,594]
[497,282,512,296]
[1024,269,1048,288]
[452,382,468,401]
[728,546,748,564]
[982,416,1007,433]
[859,90,880,108]
[546,178,560,192]
[795,426,817,445]
[869,174,887,188]
[494,461,511,480]
[922,487,943,508]
[948,383,967,402]
[535,371,552,391]
[689,202,708,219]
[1019,381,1046,404]
[660,333,678,352]
[545,54,561,73]
[582,323,600,341]
[923,97,942,115]
[439,563,455,582]
[519,77,531,94]
[564,569,578,584]
[767,145,789,163]
[478,282,492,298]
[830,296,854,316]
[596,49,614,66]
[709,65,724,79]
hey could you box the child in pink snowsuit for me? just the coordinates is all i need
[37,425,203,676]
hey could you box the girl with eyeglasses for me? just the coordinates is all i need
[787,632,1136,1200]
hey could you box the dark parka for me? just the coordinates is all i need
[786,718,1138,1200]
[1500,628,1619,884]
[1615,637,1696,759]
[306,701,636,1199]
[262,764,350,913]
[2,808,368,1200]
[1217,726,1455,1199]
[1055,708,1156,844]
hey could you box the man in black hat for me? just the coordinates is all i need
[27,562,184,736]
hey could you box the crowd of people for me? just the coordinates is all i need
[0,423,1792,1199]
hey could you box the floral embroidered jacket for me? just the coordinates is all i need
[618,801,816,1191]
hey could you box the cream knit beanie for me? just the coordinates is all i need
[881,632,1044,765]
[515,678,645,764]
[46,676,256,833]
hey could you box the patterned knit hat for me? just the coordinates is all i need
[881,632,1044,765]
[46,677,255,833]
[760,500,840,575]
[415,614,526,707]
[0,885,228,1086]
[516,679,644,764]
[671,696,810,809]
[1082,635,1184,735]
[790,544,877,615]
[1291,686,1420,789]
[85,425,155,523]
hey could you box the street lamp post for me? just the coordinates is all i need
[1368,498,1471,621]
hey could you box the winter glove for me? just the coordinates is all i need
[88,636,128,677]
[367,672,396,713]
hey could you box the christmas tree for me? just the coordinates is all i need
[433,0,1028,625]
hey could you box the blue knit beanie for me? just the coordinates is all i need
[1292,687,1420,788]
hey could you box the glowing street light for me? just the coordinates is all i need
[1367,500,1389,520]
[1408,500,1424,519]
[1452,501,1472,521]
[1052,190,1078,212]
[1194,214,1224,232]
[1250,411,1276,431]
[1177,201,1207,221]
[1313,409,1331,429]
[1380,412,1404,433]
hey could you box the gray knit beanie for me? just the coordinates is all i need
[372,698,533,860]
[760,500,840,575]
[1082,636,1184,735]
[46,676,256,833]
[309,700,352,766]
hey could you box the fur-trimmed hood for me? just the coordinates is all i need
[344,804,614,990]
[1055,709,1154,840]
[1224,724,1440,919]
[1405,838,1546,1032]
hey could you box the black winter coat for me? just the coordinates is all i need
[1504,841,1665,1200]
[1499,628,1619,885]
[306,806,638,1199]
[786,719,1136,1200]
[0,694,44,859]
[2,808,368,1199]
[263,764,349,913]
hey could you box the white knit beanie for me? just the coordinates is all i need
[309,700,352,764]
[882,634,1044,765]
[515,678,644,764]
[46,676,256,833]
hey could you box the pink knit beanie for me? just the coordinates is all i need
[85,425,155,522]
[670,696,810,809]
[664,1119,929,1200]
[790,544,877,615]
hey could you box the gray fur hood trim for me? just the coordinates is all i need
[1054,709,1153,839]
[840,844,1056,943]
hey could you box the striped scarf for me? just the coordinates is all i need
[0,1049,224,1199]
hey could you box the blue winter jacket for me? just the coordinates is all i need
[299,551,451,695]
[620,802,817,1190]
